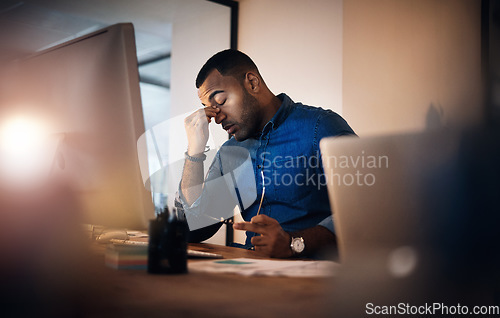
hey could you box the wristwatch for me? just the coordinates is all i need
[290,236,305,255]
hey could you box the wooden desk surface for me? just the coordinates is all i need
[79,243,333,318]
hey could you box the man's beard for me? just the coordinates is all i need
[233,90,262,141]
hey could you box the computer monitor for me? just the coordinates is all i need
[0,23,154,230]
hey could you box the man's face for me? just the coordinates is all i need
[198,70,262,141]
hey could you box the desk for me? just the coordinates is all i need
[80,243,332,318]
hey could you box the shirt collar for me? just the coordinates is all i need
[261,93,294,134]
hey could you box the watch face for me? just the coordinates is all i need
[291,237,305,253]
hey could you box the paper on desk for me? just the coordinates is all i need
[188,258,339,277]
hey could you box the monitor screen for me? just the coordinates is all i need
[0,23,155,230]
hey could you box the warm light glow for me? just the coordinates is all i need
[0,115,58,186]
[1,116,48,154]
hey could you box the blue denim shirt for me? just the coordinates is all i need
[181,93,355,247]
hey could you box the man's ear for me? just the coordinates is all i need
[244,72,260,94]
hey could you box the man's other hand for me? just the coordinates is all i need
[233,214,292,258]
[184,106,220,155]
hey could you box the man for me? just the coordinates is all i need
[179,49,355,258]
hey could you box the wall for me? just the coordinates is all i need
[170,1,231,118]
[238,0,482,137]
[238,0,344,114]
[343,0,482,136]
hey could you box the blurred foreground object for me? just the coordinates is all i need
[0,172,91,317]
[322,125,500,316]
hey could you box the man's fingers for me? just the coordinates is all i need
[185,108,218,127]
[250,214,279,225]
[250,237,270,255]
[233,221,268,235]
[251,235,266,246]
[203,106,219,118]
[234,215,280,235]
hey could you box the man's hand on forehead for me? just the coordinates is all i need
[184,106,221,155]
[203,105,220,123]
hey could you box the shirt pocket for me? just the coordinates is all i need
[270,155,313,202]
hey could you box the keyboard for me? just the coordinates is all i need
[187,249,223,259]
[109,239,223,259]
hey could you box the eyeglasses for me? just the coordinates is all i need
[256,169,265,215]
[216,169,266,225]
[248,170,266,250]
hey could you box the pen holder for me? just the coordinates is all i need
[148,216,188,274]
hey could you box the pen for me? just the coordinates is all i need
[256,170,265,215]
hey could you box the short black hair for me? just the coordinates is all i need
[195,49,259,88]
